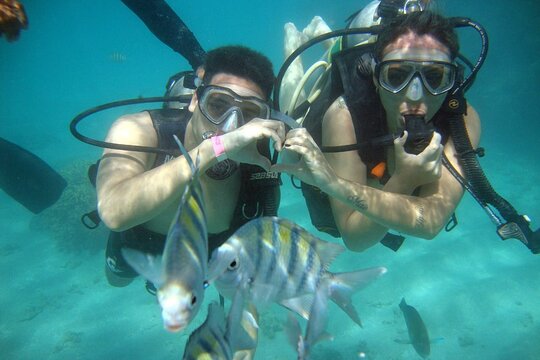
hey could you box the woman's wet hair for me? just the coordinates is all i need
[202,45,274,100]
[374,11,459,61]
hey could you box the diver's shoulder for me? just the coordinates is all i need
[323,96,353,127]
[114,111,154,127]
[106,111,157,145]
[322,96,357,145]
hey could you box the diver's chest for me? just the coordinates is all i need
[201,172,241,232]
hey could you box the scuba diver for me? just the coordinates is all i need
[273,0,540,254]
[82,46,284,287]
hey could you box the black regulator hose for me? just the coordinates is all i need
[443,93,540,254]
[450,17,489,95]
[261,185,281,217]
[70,95,193,154]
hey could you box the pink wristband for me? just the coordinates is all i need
[211,135,227,162]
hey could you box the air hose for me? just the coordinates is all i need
[443,93,540,254]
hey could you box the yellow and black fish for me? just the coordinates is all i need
[208,217,386,326]
[182,290,256,360]
[123,135,208,332]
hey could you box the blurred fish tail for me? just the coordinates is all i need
[285,285,332,360]
[327,267,387,326]
[227,290,259,354]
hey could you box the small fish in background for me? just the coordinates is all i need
[208,216,387,326]
[182,291,257,360]
[109,51,127,63]
[122,135,208,333]
[399,298,431,359]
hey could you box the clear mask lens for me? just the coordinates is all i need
[198,85,270,126]
[378,60,456,95]
[218,107,242,133]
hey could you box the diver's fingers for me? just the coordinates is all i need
[429,131,442,147]
[271,162,300,174]
[259,120,287,145]
[423,132,443,160]
[284,128,318,149]
[260,119,286,134]
[262,128,285,152]
[282,143,310,158]
[433,152,443,178]
[393,131,408,157]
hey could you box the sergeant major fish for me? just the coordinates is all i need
[182,290,256,359]
[183,302,233,360]
[122,135,208,332]
[208,216,387,325]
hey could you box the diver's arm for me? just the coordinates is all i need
[323,103,481,251]
[276,101,481,252]
[97,114,285,231]
[322,99,417,250]
[121,0,206,70]
[96,112,215,231]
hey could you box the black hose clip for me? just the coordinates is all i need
[458,147,485,158]
[81,209,101,229]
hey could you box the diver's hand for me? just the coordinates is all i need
[0,0,28,42]
[393,131,443,188]
[271,128,336,189]
[221,119,285,170]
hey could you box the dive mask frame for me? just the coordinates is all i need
[375,59,458,96]
[196,85,271,126]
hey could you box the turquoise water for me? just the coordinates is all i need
[1,0,539,359]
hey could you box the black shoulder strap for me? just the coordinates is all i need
[333,44,388,170]
[149,108,191,166]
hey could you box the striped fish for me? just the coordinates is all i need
[182,302,233,360]
[122,135,208,332]
[208,217,386,325]
[182,291,257,359]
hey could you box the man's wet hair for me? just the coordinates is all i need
[202,45,274,100]
[374,11,459,61]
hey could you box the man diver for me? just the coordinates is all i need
[275,10,481,252]
[96,46,285,285]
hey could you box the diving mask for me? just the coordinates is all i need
[376,60,457,96]
[197,85,270,131]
